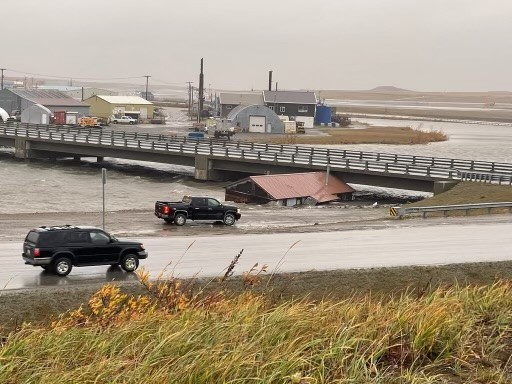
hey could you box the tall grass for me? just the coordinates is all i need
[251,127,448,145]
[1,279,512,383]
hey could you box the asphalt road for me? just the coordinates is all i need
[1,221,511,291]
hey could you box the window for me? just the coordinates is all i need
[64,231,90,243]
[298,105,308,113]
[269,106,274,111]
[90,231,110,245]
[280,106,286,113]
[208,198,220,207]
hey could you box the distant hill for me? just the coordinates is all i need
[369,86,415,93]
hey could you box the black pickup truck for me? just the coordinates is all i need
[155,196,241,226]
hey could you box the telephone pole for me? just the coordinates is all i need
[186,81,193,118]
[0,68,5,90]
[144,75,151,100]
[198,58,204,123]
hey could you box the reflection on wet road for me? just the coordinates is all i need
[1,221,511,291]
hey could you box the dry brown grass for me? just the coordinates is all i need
[408,182,512,207]
[249,127,448,145]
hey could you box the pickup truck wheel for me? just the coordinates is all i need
[174,213,187,226]
[121,254,139,272]
[223,213,236,226]
[53,257,72,276]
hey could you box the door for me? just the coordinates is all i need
[190,197,209,220]
[206,198,225,220]
[88,230,121,264]
[249,115,266,133]
[63,231,96,265]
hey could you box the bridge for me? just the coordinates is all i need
[1,122,512,193]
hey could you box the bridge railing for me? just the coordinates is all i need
[3,121,512,174]
[1,123,511,182]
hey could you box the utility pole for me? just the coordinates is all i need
[186,81,193,118]
[198,58,204,123]
[0,68,5,90]
[144,75,151,100]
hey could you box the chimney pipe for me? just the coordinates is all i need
[268,70,273,91]
[325,166,330,185]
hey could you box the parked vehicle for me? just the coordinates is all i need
[155,196,241,226]
[111,115,137,125]
[187,131,206,140]
[79,116,102,128]
[22,225,147,276]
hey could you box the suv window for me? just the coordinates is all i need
[63,231,90,243]
[90,231,110,245]
[26,231,39,244]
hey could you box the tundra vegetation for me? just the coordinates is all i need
[250,127,448,145]
[1,260,512,383]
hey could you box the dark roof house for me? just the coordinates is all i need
[218,92,264,117]
[0,89,90,115]
[225,172,354,206]
[263,91,317,128]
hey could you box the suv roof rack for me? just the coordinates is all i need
[38,225,80,231]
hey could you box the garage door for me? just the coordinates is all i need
[249,115,266,133]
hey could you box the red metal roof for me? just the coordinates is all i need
[249,172,354,203]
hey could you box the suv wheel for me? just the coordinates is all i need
[223,213,236,226]
[53,257,72,276]
[174,213,187,226]
[121,254,139,272]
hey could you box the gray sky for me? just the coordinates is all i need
[3,0,512,91]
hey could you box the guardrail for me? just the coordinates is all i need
[390,202,512,218]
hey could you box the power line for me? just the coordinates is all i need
[152,78,191,86]
[5,68,146,81]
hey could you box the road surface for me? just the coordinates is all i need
[0,221,510,291]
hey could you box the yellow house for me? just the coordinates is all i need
[84,95,154,121]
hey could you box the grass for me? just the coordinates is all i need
[248,127,448,145]
[2,271,512,382]
[406,182,512,217]
[408,182,512,207]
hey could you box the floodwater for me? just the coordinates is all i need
[1,112,511,216]
[337,117,512,163]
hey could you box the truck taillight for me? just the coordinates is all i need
[163,206,170,214]
[33,248,40,257]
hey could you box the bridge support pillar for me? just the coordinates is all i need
[433,181,459,195]
[14,138,33,160]
[194,155,228,181]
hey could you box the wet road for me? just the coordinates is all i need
[1,221,510,291]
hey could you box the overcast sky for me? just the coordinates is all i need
[2,0,512,92]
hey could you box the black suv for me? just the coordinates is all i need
[22,225,148,276]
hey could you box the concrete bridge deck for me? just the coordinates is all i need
[1,122,512,193]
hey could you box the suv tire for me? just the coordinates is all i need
[223,213,236,226]
[174,213,187,226]
[53,257,72,276]
[121,254,139,272]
